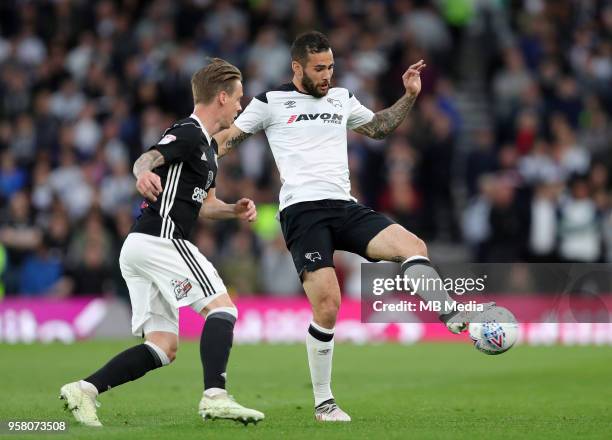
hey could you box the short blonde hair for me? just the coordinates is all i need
[191,58,242,105]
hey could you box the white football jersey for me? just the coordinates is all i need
[234,83,374,210]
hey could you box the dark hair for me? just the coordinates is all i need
[191,58,242,105]
[290,31,331,65]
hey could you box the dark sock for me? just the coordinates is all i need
[84,344,162,394]
[201,312,236,390]
[401,257,455,315]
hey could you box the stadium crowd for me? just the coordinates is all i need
[0,0,610,298]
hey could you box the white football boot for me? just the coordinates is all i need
[441,301,496,334]
[59,382,102,427]
[314,399,351,422]
[198,390,264,425]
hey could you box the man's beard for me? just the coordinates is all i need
[301,72,328,98]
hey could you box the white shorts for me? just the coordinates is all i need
[119,233,227,337]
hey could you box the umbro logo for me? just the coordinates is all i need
[305,252,322,262]
[284,100,296,109]
[327,98,342,108]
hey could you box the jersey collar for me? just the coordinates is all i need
[189,113,212,145]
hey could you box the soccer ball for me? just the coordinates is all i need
[468,306,519,355]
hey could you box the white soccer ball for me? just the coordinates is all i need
[468,306,519,355]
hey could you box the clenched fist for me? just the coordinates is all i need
[136,171,163,202]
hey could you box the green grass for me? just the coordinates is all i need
[0,341,611,439]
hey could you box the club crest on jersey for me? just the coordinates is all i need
[171,278,192,300]
[158,134,176,145]
[284,100,296,109]
[205,170,214,189]
[305,252,322,262]
[287,113,343,125]
[327,97,342,108]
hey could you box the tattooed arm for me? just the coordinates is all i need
[353,60,426,140]
[133,149,165,202]
[353,93,418,140]
[133,149,165,178]
[214,124,252,158]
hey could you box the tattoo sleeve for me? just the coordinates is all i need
[224,131,252,154]
[353,93,418,140]
[132,149,165,178]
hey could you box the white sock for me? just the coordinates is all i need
[79,380,98,396]
[306,321,335,407]
[204,387,227,398]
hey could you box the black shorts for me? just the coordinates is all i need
[279,199,394,278]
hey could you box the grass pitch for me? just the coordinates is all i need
[0,341,610,439]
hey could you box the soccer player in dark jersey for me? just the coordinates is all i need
[214,32,493,421]
[60,59,264,426]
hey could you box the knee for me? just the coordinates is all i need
[413,237,428,258]
[165,344,178,363]
[145,338,178,365]
[401,235,427,259]
[200,293,235,317]
[313,296,340,327]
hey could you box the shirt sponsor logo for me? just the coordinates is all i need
[287,113,343,124]
[192,186,208,203]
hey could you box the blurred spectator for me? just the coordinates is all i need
[66,210,114,269]
[50,78,86,121]
[246,28,290,87]
[11,114,37,164]
[0,150,27,199]
[527,181,561,262]
[49,147,94,219]
[100,160,135,216]
[493,48,533,124]
[64,239,113,295]
[558,174,602,263]
[465,128,497,197]
[219,227,260,294]
[0,190,41,292]
[482,177,526,262]
[260,232,301,296]
[19,235,63,296]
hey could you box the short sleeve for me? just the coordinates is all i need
[346,93,375,129]
[234,94,270,134]
[150,124,200,164]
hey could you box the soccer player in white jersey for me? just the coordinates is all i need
[59,59,264,427]
[215,31,492,422]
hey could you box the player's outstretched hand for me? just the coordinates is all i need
[234,198,257,222]
[402,60,426,97]
[136,171,163,202]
